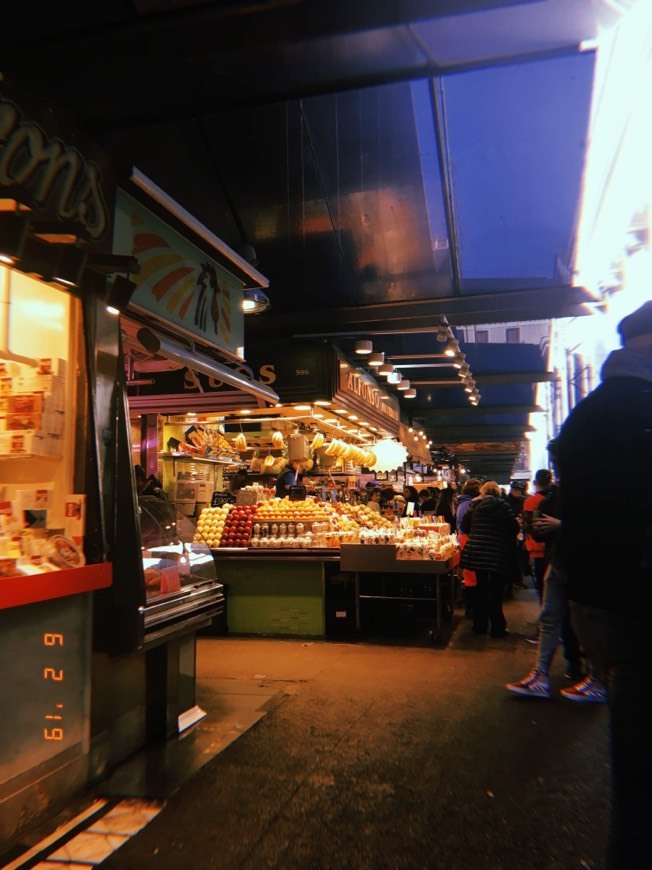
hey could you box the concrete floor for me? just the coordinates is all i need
[94,587,610,870]
[6,587,610,869]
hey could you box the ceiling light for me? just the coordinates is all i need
[334,408,348,414]
[387,371,402,384]
[242,288,271,314]
[355,339,373,355]
[404,388,417,398]
[294,404,311,411]
[397,379,410,390]
[325,418,338,423]
[378,363,394,376]
[348,414,358,420]
[240,409,252,414]
[314,400,331,406]
[436,324,449,342]
[367,352,385,367]
[444,338,458,357]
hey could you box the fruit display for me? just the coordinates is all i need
[254,497,331,529]
[218,504,257,547]
[194,504,233,548]
[333,502,394,529]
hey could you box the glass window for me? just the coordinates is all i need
[0,266,89,578]
[476,330,489,343]
[506,327,520,344]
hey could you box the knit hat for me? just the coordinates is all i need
[618,301,652,344]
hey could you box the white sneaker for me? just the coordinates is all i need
[506,668,551,698]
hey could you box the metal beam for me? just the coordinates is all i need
[251,285,596,337]
[476,371,554,385]
[413,404,545,417]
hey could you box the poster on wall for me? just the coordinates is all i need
[114,189,245,357]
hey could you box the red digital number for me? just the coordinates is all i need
[43,633,64,646]
[43,667,64,681]
[43,727,64,740]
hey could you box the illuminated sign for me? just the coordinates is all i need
[0,94,110,240]
[115,190,245,357]
[43,632,65,741]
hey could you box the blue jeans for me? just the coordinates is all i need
[537,565,582,675]
[570,602,651,870]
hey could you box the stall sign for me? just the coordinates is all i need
[115,190,245,357]
[288,485,307,502]
[334,357,400,435]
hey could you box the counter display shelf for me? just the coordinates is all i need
[208,543,459,642]
[340,544,460,644]
[211,548,340,637]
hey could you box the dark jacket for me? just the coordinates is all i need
[275,465,302,498]
[460,495,519,574]
[557,348,652,609]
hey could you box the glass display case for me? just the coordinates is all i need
[138,496,224,638]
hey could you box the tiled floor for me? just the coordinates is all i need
[27,800,162,868]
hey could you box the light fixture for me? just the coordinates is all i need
[136,327,279,403]
[443,337,459,357]
[372,438,409,473]
[387,371,402,385]
[0,212,29,264]
[242,288,271,314]
[367,352,385,367]
[378,363,394,376]
[105,274,137,315]
[355,339,373,355]
[397,379,410,391]
[404,388,417,398]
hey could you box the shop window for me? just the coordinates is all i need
[0,265,89,578]
[506,327,520,344]
[475,330,489,343]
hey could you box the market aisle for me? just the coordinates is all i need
[92,589,610,869]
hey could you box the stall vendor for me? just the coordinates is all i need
[275,459,304,498]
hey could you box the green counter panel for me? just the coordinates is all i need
[215,559,325,636]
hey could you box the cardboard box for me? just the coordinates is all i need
[65,494,86,545]
[8,393,44,414]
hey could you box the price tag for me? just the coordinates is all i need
[288,485,307,502]
[211,491,232,507]
[235,490,257,506]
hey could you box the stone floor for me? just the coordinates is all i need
[9,586,611,869]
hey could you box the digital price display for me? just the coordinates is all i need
[43,632,65,741]
[0,597,89,787]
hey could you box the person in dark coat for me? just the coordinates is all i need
[435,486,457,532]
[460,479,519,637]
[556,300,652,869]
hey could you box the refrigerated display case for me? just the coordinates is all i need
[138,497,224,642]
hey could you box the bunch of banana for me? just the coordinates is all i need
[234,432,248,451]
[323,439,376,468]
[310,432,325,450]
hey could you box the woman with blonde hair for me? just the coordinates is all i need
[459,480,519,637]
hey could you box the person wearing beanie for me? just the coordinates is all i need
[556,300,652,869]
